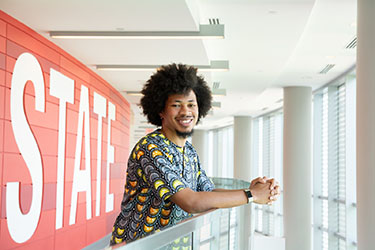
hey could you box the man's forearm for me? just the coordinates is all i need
[171,188,248,214]
[212,188,245,192]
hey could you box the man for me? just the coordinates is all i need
[110,64,280,245]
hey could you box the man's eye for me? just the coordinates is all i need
[188,104,196,108]
[172,104,180,107]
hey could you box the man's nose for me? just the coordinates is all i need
[179,105,191,115]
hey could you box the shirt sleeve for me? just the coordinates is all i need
[136,139,187,201]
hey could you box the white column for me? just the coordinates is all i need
[357,1,375,249]
[283,87,312,250]
[233,116,252,181]
[233,116,252,250]
[191,129,208,170]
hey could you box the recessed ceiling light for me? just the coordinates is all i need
[301,76,313,79]
[325,55,335,60]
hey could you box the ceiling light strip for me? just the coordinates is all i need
[212,89,226,96]
[97,60,229,72]
[125,91,143,96]
[212,102,221,108]
[126,89,227,97]
[50,24,224,40]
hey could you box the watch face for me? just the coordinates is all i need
[244,189,252,203]
[245,189,252,198]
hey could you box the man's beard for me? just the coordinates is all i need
[176,129,194,139]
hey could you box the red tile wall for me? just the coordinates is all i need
[0,11,130,249]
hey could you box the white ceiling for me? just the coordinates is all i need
[0,0,357,143]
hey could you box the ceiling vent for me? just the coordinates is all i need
[319,64,335,74]
[209,18,220,25]
[213,81,220,89]
[345,36,357,49]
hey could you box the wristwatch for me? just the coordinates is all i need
[243,189,254,203]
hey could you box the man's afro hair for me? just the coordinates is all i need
[140,63,212,126]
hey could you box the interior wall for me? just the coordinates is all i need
[0,11,130,250]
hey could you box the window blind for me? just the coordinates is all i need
[252,112,283,237]
[313,81,354,250]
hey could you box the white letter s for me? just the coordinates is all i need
[7,53,44,243]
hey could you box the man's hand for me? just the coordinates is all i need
[249,177,280,205]
[266,177,280,205]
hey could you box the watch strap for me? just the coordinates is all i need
[243,189,253,203]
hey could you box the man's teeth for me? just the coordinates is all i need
[180,120,191,124]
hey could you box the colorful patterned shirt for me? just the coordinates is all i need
[110,130,215,245]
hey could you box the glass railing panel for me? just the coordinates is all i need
[86,178,251,250]
[113,209,221,250]
[155,232,192,250]
[210,177,250,190]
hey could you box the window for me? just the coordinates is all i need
[208,126,234,178]
[205,71,357,249]
[252,112,284,237]
[313,74,357,250]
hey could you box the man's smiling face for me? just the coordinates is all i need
[160,90,198,142]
